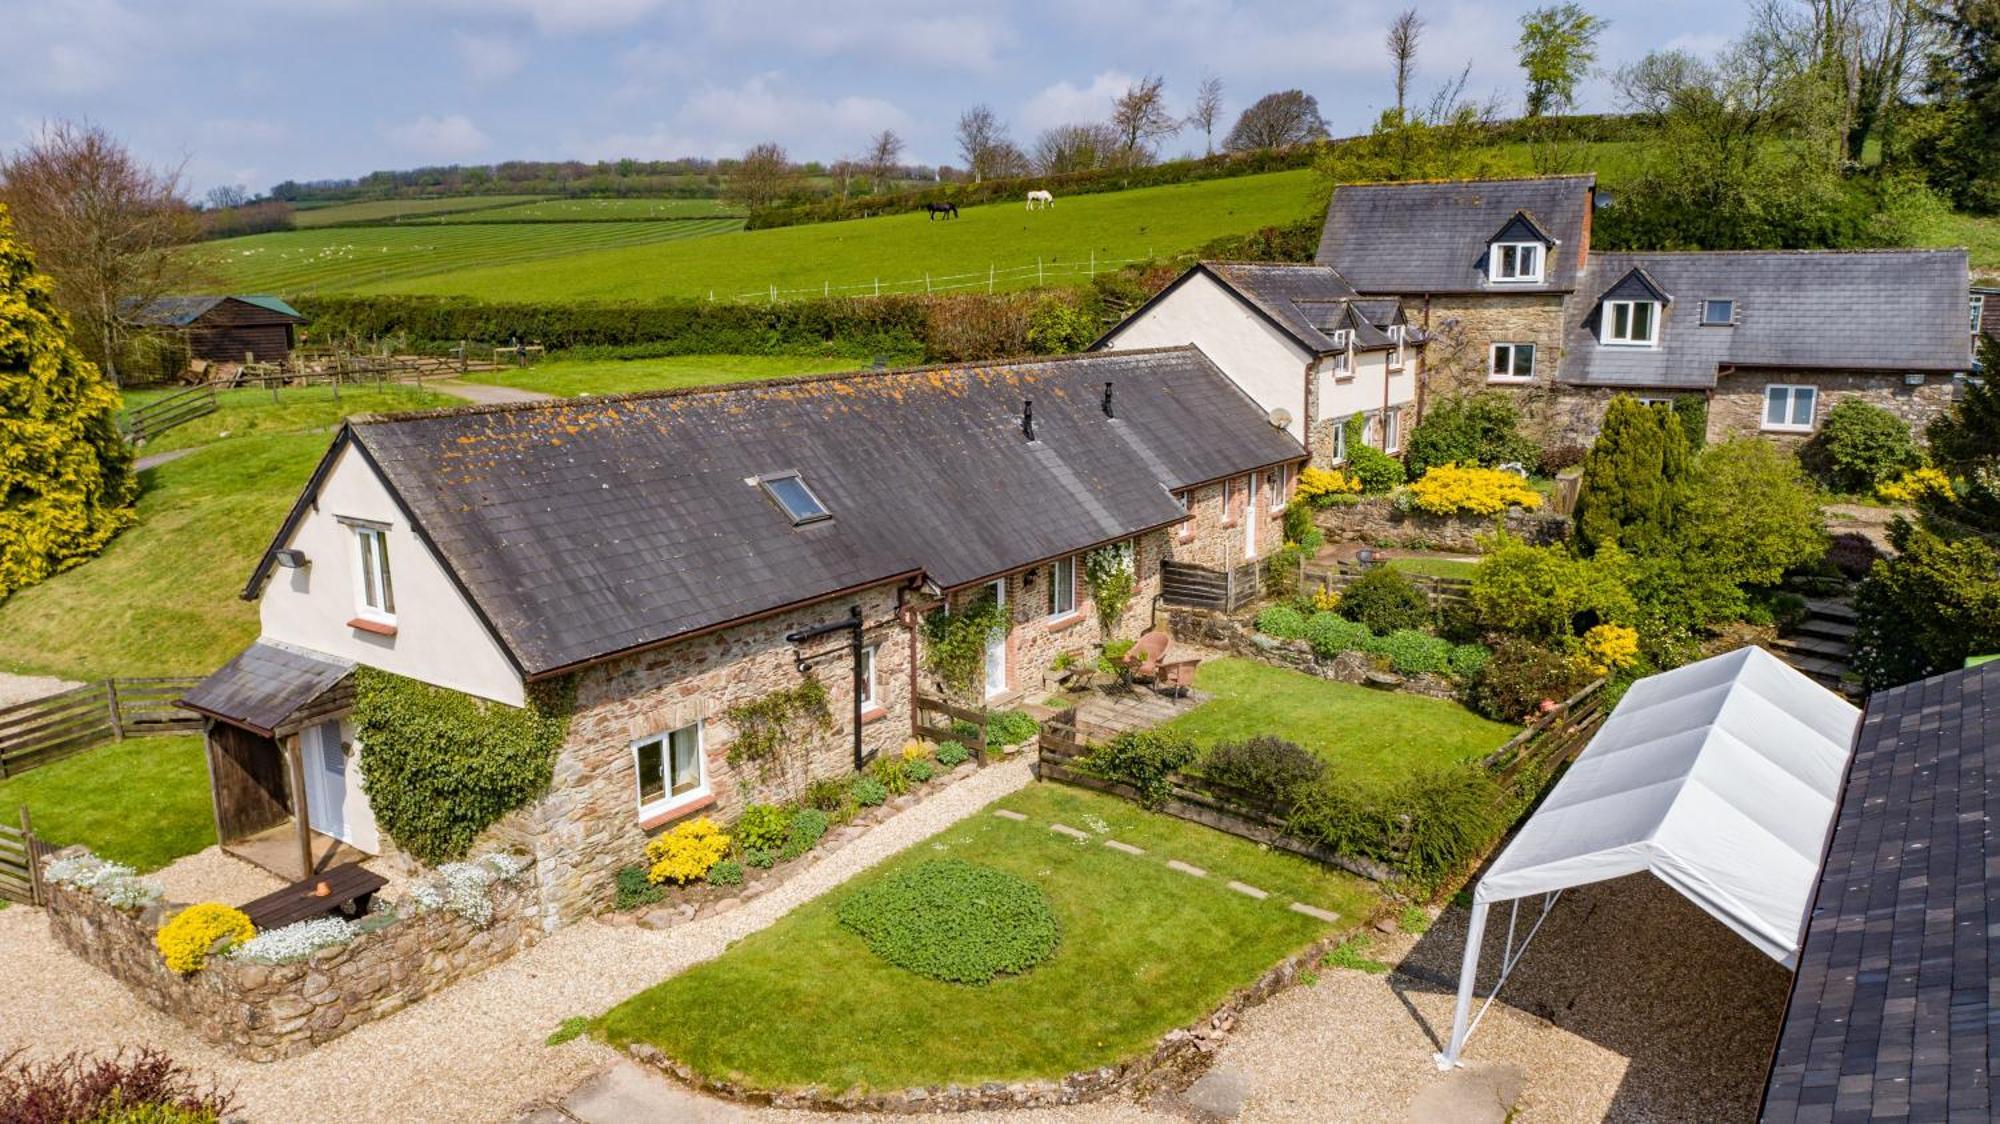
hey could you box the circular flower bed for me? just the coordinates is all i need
[836,859,1059,984]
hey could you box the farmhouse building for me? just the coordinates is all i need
[180,348,1302,920]
[1094,261,1422,469]
[1313,175,1973,444]
[123,294,308,366]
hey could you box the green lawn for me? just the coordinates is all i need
[0,432,328,680]
[601,782,1375,1093]
[1385,557,1481,580]
[466,353,863,397]
[205,169,1324,302]
[291,195,548,227]
[0,736,214,871]
[1160,658,1515,786]
[445,197,745,222]
[120,383,456,454]
[1919,209,2000,276]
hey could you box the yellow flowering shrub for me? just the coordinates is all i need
[1582,624,1640,676]
[645,817,732,885]
[1876,467,1953,506]
[1311,587,1342,612]
[901,740,934,762]
[154,903,255,974]
[1296,466,1362,506]
[1407,464,1544,516]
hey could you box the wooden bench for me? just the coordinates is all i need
[240,862,386,931]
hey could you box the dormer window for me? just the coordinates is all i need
[1604,300,1659,346]
[1388,324,1407,371]
[1491,243,1544,284]
[1330,330,1353,376]
[757,472,830,525]
[1701,299,1735,327]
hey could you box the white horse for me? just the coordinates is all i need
[1026,190,1055,210]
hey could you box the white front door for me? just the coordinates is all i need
[1244,472,1260,558]
[306,720,380,854]
[983,580,1008,700]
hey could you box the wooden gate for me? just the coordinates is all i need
[0,808,48,906]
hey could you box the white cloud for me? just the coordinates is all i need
[1019,72,1132,134]
[455,33,526,83]
[569,77,915,162]
[383,114,491,159]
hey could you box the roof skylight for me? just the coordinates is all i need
[758,472,831,525]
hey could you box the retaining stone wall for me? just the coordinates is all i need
[1166,608,1462,701]
[1311,496,1567,552]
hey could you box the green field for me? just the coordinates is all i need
[445,197,744,222]
[291,195,547,227]
[0,736,213,871]
[466,353,859,396]
[1919,210,2000,275]
[120,383,456,454]
[206,169,1325,302]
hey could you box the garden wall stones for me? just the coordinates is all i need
[1313,496,1567,551]
[43,853,544,1062]
[1166,608,1462,702]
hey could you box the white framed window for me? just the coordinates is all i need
[1048,555,1078,618]
[1489,342,1536,382]
[1388,325,1407,371]
[1701,299,1735,327]
[859,645,879,711]
[1490,242,1544,284]
[1603,300,1659,346]
[1175,491,1195,542]
[1973,294,1986,336]
[1763,385,1818,433]
[1382,409,1401,454]
[634,722,706,816]
[350,523,395,622]
[1332,336,1352,376]
[1269,464,1289,512]
[1331,416,1349,464]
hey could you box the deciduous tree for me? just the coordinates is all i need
[955,104,1014,183]
[1188,74,1225,155]
[1517,4,1607,116]
[864,130,904,194]
[1032,123,1120,175]
[723,142,795,211]
[1224,90,1332,152]
[1387,8,1425,118]
[1111,74,1180,165]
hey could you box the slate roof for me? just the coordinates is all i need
[252,347,1304,677]
[123,295,306,327]
[1761,659,2000,1122]
[179,640,354,736]
[1315,175,1596,293]
[1103,262,1414,355]
[1561,250,1973,388]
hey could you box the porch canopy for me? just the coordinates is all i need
[1437,646,1861,1068]
[180,640,353,737]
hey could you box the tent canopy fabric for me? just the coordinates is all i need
[1475,646,1860,967]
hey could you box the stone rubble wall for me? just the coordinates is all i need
[43,856,544,1063]
[1165,608,1462,701]
[1311,496,1568,552]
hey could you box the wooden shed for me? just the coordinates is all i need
[125,295,307,365]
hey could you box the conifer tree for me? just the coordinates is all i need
[0,204,135,598]
[1575,396,1688,554]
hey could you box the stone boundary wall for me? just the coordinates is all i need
[1168,608,1463,702]
[44,856,544,1062]
[1313,497,1567,551]
[624,925,1360,1113]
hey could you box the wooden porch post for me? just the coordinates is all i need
[284,734,313,881]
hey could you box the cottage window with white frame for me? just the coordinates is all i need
[350,523,395,622]
[1490,242,1543,284]
[1048,555,1078,618]
[1176,491,1195,542]
[1270,464,1289,512]
[1382,409,1401,454]
[634,722,705,815]
[859,645,880,711]
[1331,417,1349,464]
[1763,385,1818,432]
[1603,300,1659,346]
[1973,294,1986,336]
[1388,325,1407,371]
[1330,331,1352,376]
[1490,343,1536,382]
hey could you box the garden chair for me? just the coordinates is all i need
[1154,659,1200,700]
[1122,630,1172,684]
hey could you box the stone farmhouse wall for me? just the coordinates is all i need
[1418,294,1572,437]
[44,859,543,1062]
[1708,367,1959,446]
[1305,403,1419,471]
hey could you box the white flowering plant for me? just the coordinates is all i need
[43,851,163,910]
[401,852,529,928]
[230,917,359,964]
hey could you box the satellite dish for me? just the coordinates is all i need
[1267,407,1294,429]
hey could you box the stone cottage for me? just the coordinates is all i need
[179,348,1303,921]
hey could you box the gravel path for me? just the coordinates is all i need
[427,379,553,405]
[0,756,1038,1124]
[0,672,83,709]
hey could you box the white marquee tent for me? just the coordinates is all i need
[1437,646,1861,1068]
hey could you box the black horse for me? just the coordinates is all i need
[923,202,959,221]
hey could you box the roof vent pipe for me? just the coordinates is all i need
[1022,399,1035,442]
[1102,382,1115,419]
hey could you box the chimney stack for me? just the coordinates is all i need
[1022,399,1035,442]
[1102,382,1115,419]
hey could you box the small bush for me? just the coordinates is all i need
[934,740,970,767]
[154,904,255,975]
[853,777,889,806]
[1447,642,1492,680]
[0,1048,236,1123]
[1083,729,1201,807]
[985,710,1039,747]
[1407,463,1543,516]
[1803,399,1921,492]
[1304,611,1372,657]
[836,859,1060,984]
[1581,623,1640,674]
[1096,638,1136,676]
[707,859,744,886]
[644,817,732,885]
[1338,568,1432,633]
[1827,531,1885,580]
[1296,465,1362,507]
[1202,735,1325,797]
[870,756,912,795]
[1256,605,1309,639]
[906,758,936,783]
[1471,638,1595,722]
[1368,629,1453,675]
[613,864,666,911]
[1402,392,1539,479]
[802,777,849,812]
[1288,766,1504,888]
[1876,466,1953,505]
[734,803,791,851]
[949,718,981,743]
[1346,444,1405,493]
[744,847,777,869]
[787,808,830,851]
[1537,443,1587,476]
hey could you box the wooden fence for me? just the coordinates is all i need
[0,809,50,906]
[1549,469,1583,517]
[1160,560,1262,612]
[120,384,217,444]
[1296,562,1472,608]
[913,693,991,762]
[1482,678,1610,789]
[0,677,204,780]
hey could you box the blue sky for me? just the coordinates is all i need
[2,1,1743,195]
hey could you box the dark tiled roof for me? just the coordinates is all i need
[122,295,306,327]
[1762,659,2000,1122]
[1490,210,1553,245]
[1561,250,1973,388]
[1195,262,1410,353]
[179,641,354,735]
[302,347,1300,676]
[1600,267,1671,305]
[1315,175,1595,293]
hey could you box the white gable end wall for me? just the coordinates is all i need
[259,442,526,707]
[1100,273,1311,442]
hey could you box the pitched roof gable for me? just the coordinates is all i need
[123,294,307,327]
[1316,174,1595,293]
[1489,210,1555,246]
[1100,262,1410,355]
[1599,267,1672,305]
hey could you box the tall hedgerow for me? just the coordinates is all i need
[0,204,135,598]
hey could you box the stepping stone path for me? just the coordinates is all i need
[993,809,1028,821]
[1049,823,1091,840]
[1104,839,1145,855]
[1166,860,1208,878]
[1288,902,1339,923]
[1227,880,1269,900]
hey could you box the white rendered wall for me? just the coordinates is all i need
[1100,273,1312,442]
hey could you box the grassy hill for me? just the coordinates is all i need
[441,197,744,221]
[206,169,1323,302]
[291,195,549,227]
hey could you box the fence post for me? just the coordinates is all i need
[105,679,124,742]
[23,807,41,906]
[459,339,468,375]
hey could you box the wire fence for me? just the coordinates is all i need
[714,252,1156,303]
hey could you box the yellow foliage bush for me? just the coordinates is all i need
[1407,463,1544,516]
[1296,466,1362,506]
[154,903,255,974]
[1876,467,1953,506]
[645,817,732,885]
[901,740,934,762]
[1582,624,1640,676]
[1311,587,1342,612]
